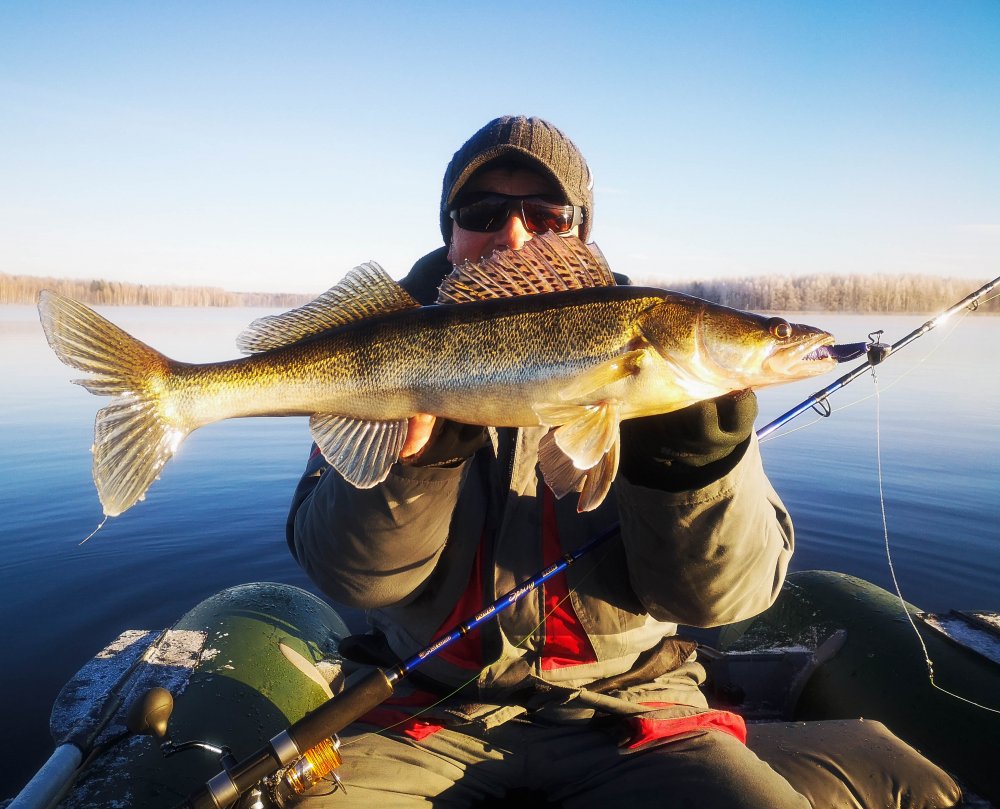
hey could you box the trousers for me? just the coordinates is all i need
[297,717,810,808]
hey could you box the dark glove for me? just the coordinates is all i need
[618,390,758,491]
[405,419,490,468]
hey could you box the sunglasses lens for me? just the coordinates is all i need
[452,197,511,232]
[521,200,577,234]
[451,195,581,234]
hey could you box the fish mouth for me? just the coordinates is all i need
[769,331,838,377]
[807,342,868,363]
[802,344,837,362]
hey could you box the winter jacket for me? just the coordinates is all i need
[286,247,795,720]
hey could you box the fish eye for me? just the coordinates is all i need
[768,318,792,340]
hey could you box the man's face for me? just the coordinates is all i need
[447,167,581,264]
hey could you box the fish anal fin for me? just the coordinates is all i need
[238,262,420,354]
[309,414,408,488]
[437,232,615,304]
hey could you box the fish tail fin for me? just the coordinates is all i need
[38,290,190,516]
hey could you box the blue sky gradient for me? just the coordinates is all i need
[2,2,998,293]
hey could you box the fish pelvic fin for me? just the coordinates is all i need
[37,290,188,516]
[536,399,622,510]
[540,400,622,471]
[577,438,620,512]
[538,430,585,498]
[309,414,409,488]
[237,262,420,354]
[436,231,615,304]
[538,427,620,513]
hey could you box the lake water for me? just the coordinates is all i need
[2,303,999,797]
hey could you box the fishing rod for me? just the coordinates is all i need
[173,524,622,809]
[172,274,999,808]
[756,274,1000,440]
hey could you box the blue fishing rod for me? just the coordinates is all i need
[757,273,1000,440]
[176,274,999,808]
[175,525,621,808]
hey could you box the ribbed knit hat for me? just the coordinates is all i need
[440,116,594,243]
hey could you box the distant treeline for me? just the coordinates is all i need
[634,273,998,314]
[0,273,311,308]
[1,270,995,313]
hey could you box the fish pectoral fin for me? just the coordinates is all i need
[556,349,649,402]
[237,262,420,354]
[538,429,620,513]
[309,414,408,488]
[436,231,616,303]
[535,400,621,471]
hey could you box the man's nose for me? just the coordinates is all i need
[494,213,533,252]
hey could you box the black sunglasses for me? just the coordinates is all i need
[449,193,583,235]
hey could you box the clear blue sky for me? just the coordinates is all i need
[2,1,998,294]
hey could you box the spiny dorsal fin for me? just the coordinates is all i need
[237,261,419,354]
[436,232,615,304]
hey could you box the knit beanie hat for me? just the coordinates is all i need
[440,116,594,243]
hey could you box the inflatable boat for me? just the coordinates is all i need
[7,571,999,808]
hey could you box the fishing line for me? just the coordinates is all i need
[79,516,108,545]
[871,369,1000,715]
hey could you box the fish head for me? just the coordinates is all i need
[636,292,837,390]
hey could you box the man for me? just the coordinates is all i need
[287,116,808,807]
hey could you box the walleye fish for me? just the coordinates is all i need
[38,233,836,516]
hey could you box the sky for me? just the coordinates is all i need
[2,1,998,294]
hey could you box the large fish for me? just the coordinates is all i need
[38,233,837,516]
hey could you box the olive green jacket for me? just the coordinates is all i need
[287,247,795,715]
[288,424,793,711]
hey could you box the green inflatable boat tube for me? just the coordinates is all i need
[57,582,350,809]
[719,570,1000,803]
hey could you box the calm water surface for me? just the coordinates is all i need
[2,304,998,795]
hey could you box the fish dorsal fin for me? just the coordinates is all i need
[237,262,419,354]
[436,232,615,304]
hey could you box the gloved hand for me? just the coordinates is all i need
[618,390,758,491]
[404,418,490,468]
